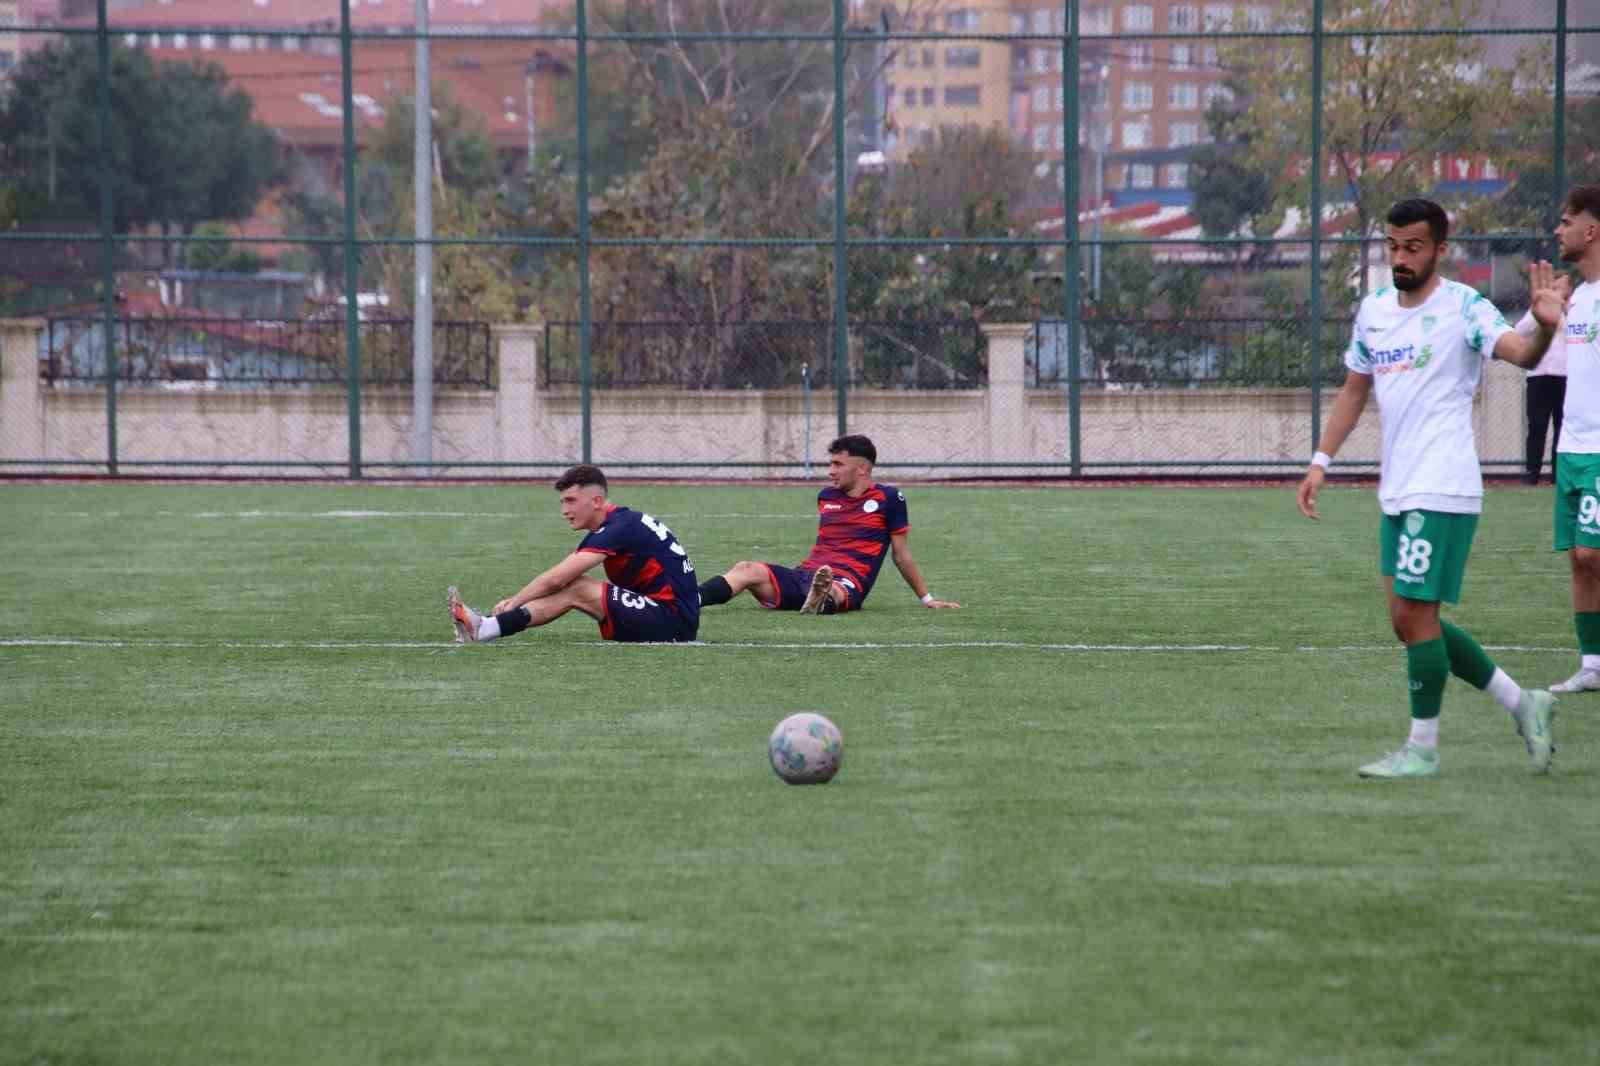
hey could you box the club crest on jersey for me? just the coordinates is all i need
[1405,512,1425,536]
[863,499,879,513]
[1421,314,1437,334]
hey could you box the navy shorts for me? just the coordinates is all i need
[599,584,699,642]
[757,563,863,613]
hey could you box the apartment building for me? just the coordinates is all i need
[881,3,1015,157]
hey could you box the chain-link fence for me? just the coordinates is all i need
[0,0,1591,476]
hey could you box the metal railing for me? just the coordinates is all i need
[540,318,986,390]
[42,317,493,389]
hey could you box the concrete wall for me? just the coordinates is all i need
[0,318,1528,477]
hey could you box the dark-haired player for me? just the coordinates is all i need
[1296,197,1565,778]
[447,464,700,644]
[698,434,960,615]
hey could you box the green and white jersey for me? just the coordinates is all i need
[1557,279,1600,454]
[1344,278,1512,515]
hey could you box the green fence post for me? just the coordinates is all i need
[577,0,592,464]
[1555,0,1568,223]
[1308,0,1326,456]
[340,0,362,478]
[832,0,849,438]
[95,0,116,475]
[1062,1,1081,477]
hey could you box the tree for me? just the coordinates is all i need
[1217,0,1548,300]
[0,39,281,259]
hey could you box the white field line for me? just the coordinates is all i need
[33,511,810,520]
[0,637,1576,654]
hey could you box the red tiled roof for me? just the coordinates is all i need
[61,0,560,31]
[144,37,566,150]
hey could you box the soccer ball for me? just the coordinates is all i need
[767,712,844,785]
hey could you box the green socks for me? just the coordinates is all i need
[1406,637,1449,720]
[1576,611,1600,656]
[1440,620,1496,690]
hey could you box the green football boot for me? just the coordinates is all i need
[1514,689,1557,775]
[1357,742,1440,779]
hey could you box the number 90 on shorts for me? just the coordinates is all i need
[1379,509,1479,604]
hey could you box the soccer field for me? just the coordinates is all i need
[3,481,1598,1066]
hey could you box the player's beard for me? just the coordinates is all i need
[1392,254,1438,292]
[1560,238,1584,263]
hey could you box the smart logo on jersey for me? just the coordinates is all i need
[1371,343,1419,374]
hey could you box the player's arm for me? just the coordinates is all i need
[889,531,960,609]
[494,549,605,613]
[1494,260,1571,368]
[1297,370,1372,521]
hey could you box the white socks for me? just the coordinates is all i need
[477,615,501,641]
[1408,717,1439,749]
[1485,668,1522,715]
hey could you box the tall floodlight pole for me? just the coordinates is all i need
[411,0,435,475]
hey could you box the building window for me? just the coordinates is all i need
[1165,163,1190,189]
[1203,4,1233,30]
[1123,5,1154,31]
[123,33,138,47]
[1122,122,1150,148]
[172,32,188,48]
[1204,84,1234,108]
[200,33,217,49]
[1122,82,1153,111]
[904,48,917,68]
[945,85,981,106]
[904,88,917,108]
[1127,42,1152,70]
[921,87,934,106]
[1010,12,1027,33]
[1082,6,1110,33]
[946,46,981,68]
[281,35,299,51]
[1246,5,1273,30]
[1033,48,1049,72]
[922,47,934,66]
[944,9,981,30]
[1169,83,1199,110]
[1054,8,1066,32]
[1203,45,1219,68]
[1033,86,1050,113]
[1169,4,1198,30]
[1033,9,1050,32]
[1053,124,1064,149]
[1033,127,1049,150]
[0,50,13,73]
[1131,164,1155,189]
[1170,43,1192,70]
[1054,86,1065,111]
[1169,121,1201,147]
[229,34,251,51]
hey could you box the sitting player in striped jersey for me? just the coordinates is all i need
[697,434,960,615]
[447,464,700,644]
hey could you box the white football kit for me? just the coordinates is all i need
[1344,278,1513,515]
[1556,279,1600,455]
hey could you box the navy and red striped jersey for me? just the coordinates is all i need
[798,484,909,604]
[577,506,700,619]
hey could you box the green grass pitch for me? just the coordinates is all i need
[3,480,1598,1065]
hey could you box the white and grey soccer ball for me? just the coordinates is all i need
[767,712,844,785]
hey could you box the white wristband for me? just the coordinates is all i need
[1311,451,1332,470]
[921,593,935,605]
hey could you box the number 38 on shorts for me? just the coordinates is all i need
[1379,509,1479,605]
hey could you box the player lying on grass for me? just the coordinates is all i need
[1296,197,1565,779]
[448,464,700,644]
[697,434,960,616]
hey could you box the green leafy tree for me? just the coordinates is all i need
[1219,0,1548,300]
[0,39,280,261]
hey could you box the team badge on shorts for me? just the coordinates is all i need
[1405,512,1425,536]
